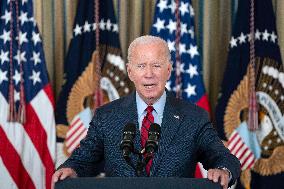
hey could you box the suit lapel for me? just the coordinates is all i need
[116,92,145,175]
[118,92,142,152]
[151,94,183,175]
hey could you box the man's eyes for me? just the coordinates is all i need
[153,64,161,68]
[136,64,161,68]
[137,64,145,68]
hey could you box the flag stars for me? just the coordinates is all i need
[73,18,118,37]
[179,63,186,73]
[0,29,11,44]
[230,29,279,48]
[0,50,9,65]
[157,0,168,13]
[74,24,82,36]
[188,44,199,58]
[179,2,189,16]
[188,27,194,38]
[168,1,176,14]
[166,80,171,91]
[32,31,41,46]
[31,51,41,65]
[14,51,27,64]
[179,43,187,55]
[29,70,41,85]
[262,30,270,41]
[1,10,11,25]
[19,11,28,25]
[166,19,176,34]
[181,23,187,35]
[29,17,36,26]
[153,18,165,33]
[247,33,253,42]
[0,69,8,84]
[99,19,106,30]
[83,21,91,32]
[229,36,238,48]
[270,31,277,43]
[106,19,112,31]
[185,83,196,97]
[189,5,195,17]
[18,31,28,45]
[255,29,261,40]
[13,70,21,85]
[238,32,246,44]
[112,23,118,32]
[187,64,198,78]
[14,90,20,102]
[167,40,175,52]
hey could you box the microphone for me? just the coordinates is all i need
[120,123,136,161]
[145,123,161,154]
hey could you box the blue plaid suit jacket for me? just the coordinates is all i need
[61,92,240,185]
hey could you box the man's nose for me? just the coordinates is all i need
[144,65,154,77]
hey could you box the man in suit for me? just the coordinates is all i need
[52,35,240,189]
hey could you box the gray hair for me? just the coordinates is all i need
[127,35,171,64]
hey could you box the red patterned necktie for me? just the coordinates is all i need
[141,105,154,175]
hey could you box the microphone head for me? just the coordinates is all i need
[145,123,161,154]
[121,123,136,160]
[149,123,161,134]
[123,123,136,133]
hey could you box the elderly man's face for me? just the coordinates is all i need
[127,42,172,105]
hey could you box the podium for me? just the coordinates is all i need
[55,177,222,189]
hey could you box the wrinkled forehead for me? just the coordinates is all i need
[131,42,169,61]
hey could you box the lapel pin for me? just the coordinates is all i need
[174,115,180,119]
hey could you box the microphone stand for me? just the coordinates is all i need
[135,149,153,177]
[136,152,144,177]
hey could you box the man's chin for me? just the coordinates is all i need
[145,96,158,105]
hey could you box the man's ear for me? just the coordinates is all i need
[167,63,172,80]
[126,63,133,81]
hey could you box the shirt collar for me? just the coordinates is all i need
[136,90,167,118]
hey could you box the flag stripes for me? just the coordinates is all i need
[0,127,36,189]
[0,88,55,189]
[65,116,88,154]
[0,157,18,189]
[227,130,256,170]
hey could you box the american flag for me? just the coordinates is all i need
[150,0,210,177]
[0,0,56,189]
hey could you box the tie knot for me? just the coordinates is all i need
[146,106,154,114]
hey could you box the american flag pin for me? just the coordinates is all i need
[174,115,180,119]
